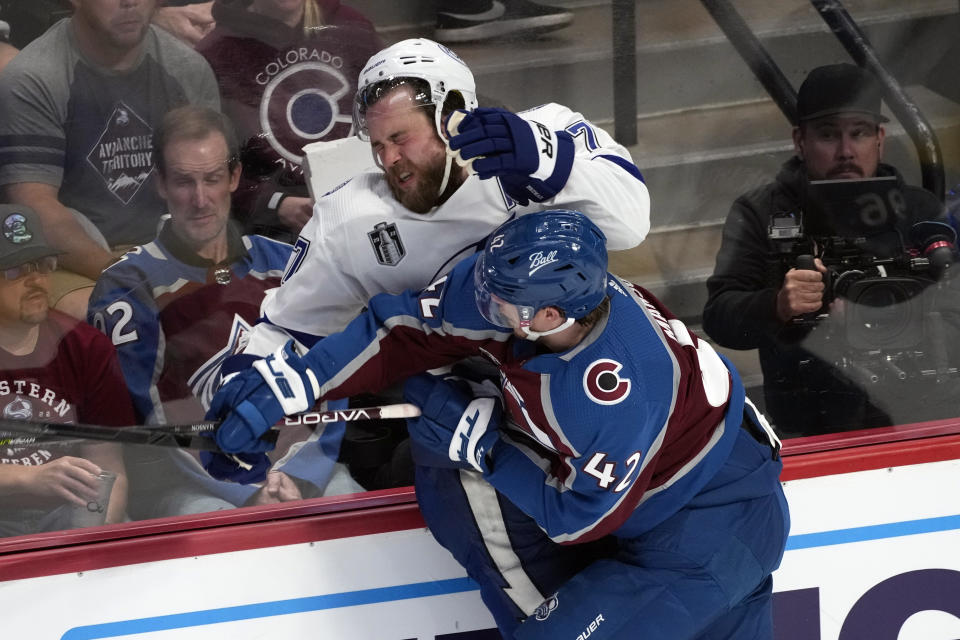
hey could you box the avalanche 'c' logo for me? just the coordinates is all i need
[583,359,631,405]
[259,57,354,166]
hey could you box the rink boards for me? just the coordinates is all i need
[1,428,959,640]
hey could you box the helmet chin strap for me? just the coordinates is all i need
[520,317,576,341]
[372,135,453,206]
[437,153,453,200]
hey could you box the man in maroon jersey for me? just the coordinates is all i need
[0,204,136,537]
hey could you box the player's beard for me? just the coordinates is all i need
[387,153,465,214]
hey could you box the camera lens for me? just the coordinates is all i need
[857,283,908,331]
[845,278,925,350]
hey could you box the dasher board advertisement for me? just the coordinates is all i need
[1,458,959,639]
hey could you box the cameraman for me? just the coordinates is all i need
[703,63,951,437]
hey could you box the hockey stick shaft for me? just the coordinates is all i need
[0,418,225,451]
[153,402,422,435]
[0,403,422,451]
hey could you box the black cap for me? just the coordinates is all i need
[797,63,889,123]
[0,205,62,270]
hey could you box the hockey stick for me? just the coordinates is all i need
[0,418,227,451]
[0,403,422,451]
[150,402,422,435]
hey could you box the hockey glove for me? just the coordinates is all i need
[403,373,501,473]
[208,340,320,453]
[200,450,272,484]
[446,108,575,206]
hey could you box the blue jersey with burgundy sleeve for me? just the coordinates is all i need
[303,252,744,543]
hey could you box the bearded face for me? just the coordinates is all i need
[365,87,465,213]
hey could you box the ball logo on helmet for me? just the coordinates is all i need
[528,250,558,275]
[583,359,631,405]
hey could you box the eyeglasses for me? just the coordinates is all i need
[3,256,58,281]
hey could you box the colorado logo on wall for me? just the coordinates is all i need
[259,52,354,167]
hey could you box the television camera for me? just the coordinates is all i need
[768,176,960,395]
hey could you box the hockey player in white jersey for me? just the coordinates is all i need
[226,37,650,371]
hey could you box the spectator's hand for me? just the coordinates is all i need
[777,258,827,322]
[445,108,574,206]
[208,341,318,453]
[403,374,501,473]
[277,197,313,234]
[29,457,102,507]
[249,471,303,505]
[152,2,215,46]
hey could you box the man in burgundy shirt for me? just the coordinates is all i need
[0,204,135,537]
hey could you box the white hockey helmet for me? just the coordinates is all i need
[353,38,478,141]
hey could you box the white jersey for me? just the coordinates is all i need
[244,103,650,355]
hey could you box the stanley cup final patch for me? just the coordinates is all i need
[368,221,405,266]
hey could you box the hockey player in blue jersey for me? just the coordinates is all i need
[206,209,790,638]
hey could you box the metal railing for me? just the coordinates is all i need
[612,0,638,146]
[610,0,946,200]
[700,0,799,125]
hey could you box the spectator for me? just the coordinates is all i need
[87,105,360,519]
[0,0,220,320]
[435,0,573,43]
[0,204,133,537]
[207,209,789,638]
[196,0,381,242]
[703,63,953,437]
[2,0,215,49]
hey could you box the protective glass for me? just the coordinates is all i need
[3,256,57,281]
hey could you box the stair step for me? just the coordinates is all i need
[346,0,596,32]
[611,84,960,231]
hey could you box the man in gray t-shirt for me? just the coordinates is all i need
[0,0,219,315]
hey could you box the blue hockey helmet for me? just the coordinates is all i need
[475,209,609,337]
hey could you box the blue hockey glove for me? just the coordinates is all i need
[403,373,501,473]
[200,450,272,484]
[446,108,575,205]
[208,340,320,453]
